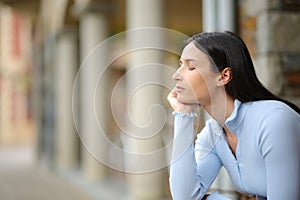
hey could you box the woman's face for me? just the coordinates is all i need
[172,42,219,106]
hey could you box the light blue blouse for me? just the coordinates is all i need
[169,100,300,200]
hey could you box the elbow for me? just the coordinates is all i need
[169,177,204,200]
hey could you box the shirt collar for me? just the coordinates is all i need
[209,99,247,136]
[225,99,244,131]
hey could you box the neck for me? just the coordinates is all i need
[203,94,234,127]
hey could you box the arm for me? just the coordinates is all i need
[167,90,225,199]
[169,112,223,200]
[258,108,300,199]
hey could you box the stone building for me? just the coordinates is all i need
[0,0,299,199]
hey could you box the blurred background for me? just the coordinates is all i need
[0,0,299,200]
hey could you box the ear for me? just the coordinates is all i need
[217,67,232,86]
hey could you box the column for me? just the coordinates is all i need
[202,0,217,31]
[42,35,57,168]
[54,28,79,170]
[218,0,236,32]
[126,0,166,199]
[79,10,109,181]
[203,0,236,32]
[31,36,44,163]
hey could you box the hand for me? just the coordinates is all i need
[167,89,200,114]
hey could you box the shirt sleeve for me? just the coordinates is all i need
[258,108,300,200]
[169,112,222,200]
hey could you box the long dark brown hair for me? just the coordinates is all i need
[187,31,300,114]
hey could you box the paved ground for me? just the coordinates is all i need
[0,146,96,200]
[0,146,170,200]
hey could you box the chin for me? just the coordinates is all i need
[177,95,198,104]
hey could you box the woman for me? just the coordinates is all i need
[168,31,300,200]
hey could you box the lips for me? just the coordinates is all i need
[175,85,185,92]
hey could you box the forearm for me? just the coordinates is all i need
[169,112,205,200]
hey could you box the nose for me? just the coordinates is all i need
[172,67,183,81]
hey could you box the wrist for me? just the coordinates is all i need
[172,111,198,118]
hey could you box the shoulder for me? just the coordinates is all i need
[226,99,299,132]
[250,101,300,154]
[244,99,290,110]
[243,100,300,132]
[243,100,299,121]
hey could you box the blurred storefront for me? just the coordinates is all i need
[0,5,34,146]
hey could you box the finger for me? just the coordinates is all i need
[167,90,179,110]
[167,89,177,100]
[170,88,177,96]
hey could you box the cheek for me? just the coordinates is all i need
[177,70,217,104]
[189,73,215,101]
[195,81,209,100]
[189,74,206,91]
[177,74,207,103]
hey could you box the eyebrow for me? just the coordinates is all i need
[185,58,198,62]
[180,58,200,64]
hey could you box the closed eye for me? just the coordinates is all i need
[188,62,196,70]
[179,59,197,70]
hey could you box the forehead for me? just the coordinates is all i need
[181,42,209,63]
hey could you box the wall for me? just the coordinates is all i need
[240,0,300,106]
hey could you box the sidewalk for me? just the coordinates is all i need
[0,146,96,200]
